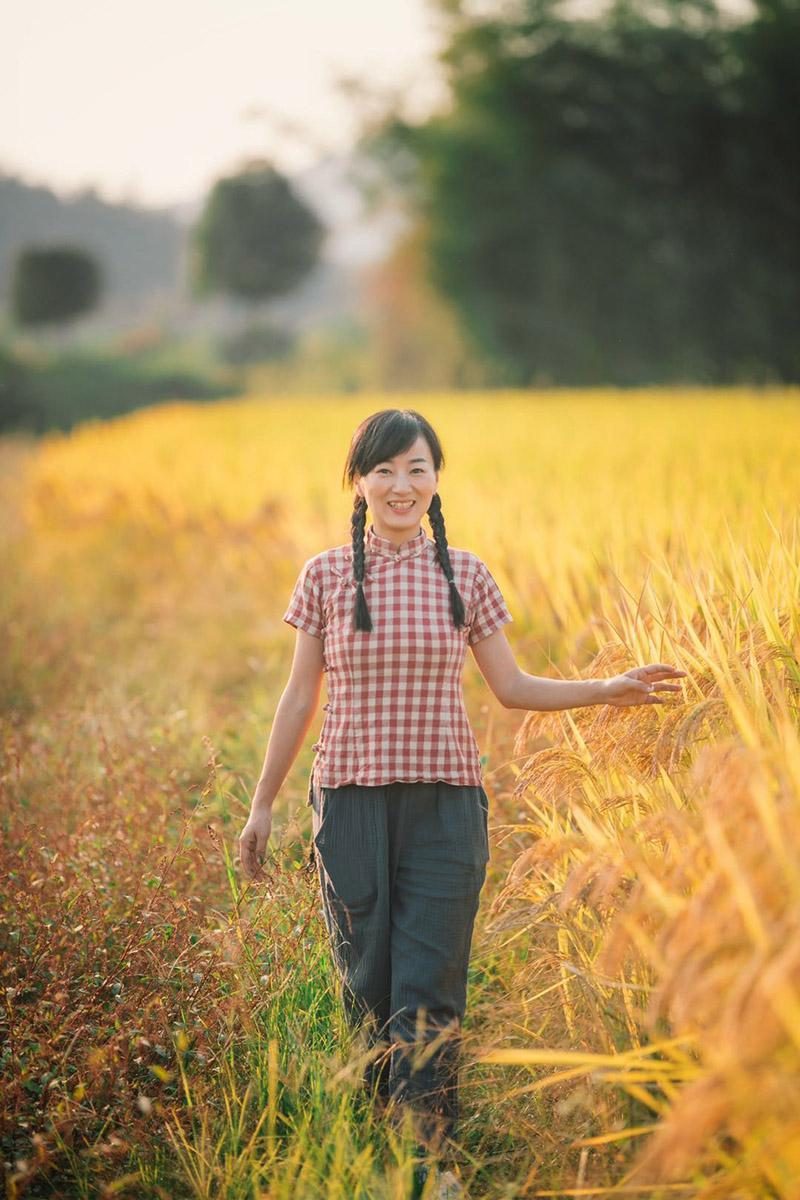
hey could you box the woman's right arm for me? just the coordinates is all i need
[238,629,325,879]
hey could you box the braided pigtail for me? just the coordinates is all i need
[427,492,467,630]
[351,494,373,632]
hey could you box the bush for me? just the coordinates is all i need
[218,322,296,365]
[0,344,242,435]
[0,344,46,433]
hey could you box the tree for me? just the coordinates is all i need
[357,0,800,385]
[190,160,325,305]
[10,246,102,328]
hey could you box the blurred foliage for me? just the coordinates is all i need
[0,341,241,435]
[190,160,325,305]
[0,344,46,431]
[360,0,800,385]
[218,321,297,365]
[360,221,499,389]
[241,320,371,396]
[10,245,102,328]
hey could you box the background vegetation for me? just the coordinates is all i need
[363,0,800,386]
[2,0,799,439]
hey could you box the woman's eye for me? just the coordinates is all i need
[376,467,426,474]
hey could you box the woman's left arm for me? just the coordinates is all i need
[470,628,687,711]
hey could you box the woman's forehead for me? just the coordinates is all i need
[376,437,433,465]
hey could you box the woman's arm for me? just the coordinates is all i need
[470,628,686,710]
[239,629,325,880]
[251,629,325,811]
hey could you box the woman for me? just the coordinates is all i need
[238,408,686,1198]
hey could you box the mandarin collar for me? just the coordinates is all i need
[366,523,429,561]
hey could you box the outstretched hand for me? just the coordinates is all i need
[604,663,687,707]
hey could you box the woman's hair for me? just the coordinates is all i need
[342,408,466,633]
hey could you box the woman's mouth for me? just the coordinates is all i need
[387,501,415,511]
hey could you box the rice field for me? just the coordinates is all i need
[2,386,799,1198]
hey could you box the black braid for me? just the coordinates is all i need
[351,495,372,631]
[427,492,467,630]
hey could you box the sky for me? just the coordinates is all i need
[3,0,755,213]
[2,0,450,210]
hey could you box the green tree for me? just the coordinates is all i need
[10,246,102,328]
[359,0,800,385]
[190,160,325,304]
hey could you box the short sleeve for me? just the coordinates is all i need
[282,557,324,639]
[468,559,513,646]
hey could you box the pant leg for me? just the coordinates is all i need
[387,781,490,1155]
[311,780,393,1099]
[311,777,490,1139]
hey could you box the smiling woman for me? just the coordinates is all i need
[236,406,687,1195]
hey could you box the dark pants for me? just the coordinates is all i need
[308,777,489,1156]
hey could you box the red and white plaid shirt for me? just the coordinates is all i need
[283,523,513,789]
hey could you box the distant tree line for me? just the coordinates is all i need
[362,0,800,385]
[7,160,323,338]
[1,160,324,432]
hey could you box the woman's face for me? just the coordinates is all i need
[355,434,439,543]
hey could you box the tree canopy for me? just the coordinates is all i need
[190,160,325,305]
[361,0,800,385]
[11,246,102,328]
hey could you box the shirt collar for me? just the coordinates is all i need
[366,523,429,561]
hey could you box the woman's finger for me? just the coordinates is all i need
[632,665,684,676]
[240,833,257,875]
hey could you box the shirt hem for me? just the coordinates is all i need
[314,773,485,788]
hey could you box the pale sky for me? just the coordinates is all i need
[2,0,450,209]
[3,0,754,212]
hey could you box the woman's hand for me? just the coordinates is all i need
[238,806,273,880]
[603,663,687,707]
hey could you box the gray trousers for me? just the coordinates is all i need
[308,776,489,1153]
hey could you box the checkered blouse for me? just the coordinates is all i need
[282,523,513,788]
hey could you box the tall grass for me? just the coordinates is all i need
[2,387,799,1197]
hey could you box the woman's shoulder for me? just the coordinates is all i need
[428,542,497,592]
[436,542,490,573]
[444,543,482,563]
[300,542,354,582]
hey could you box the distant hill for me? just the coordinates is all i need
[0,153,409,341]
[0,174,185,330]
